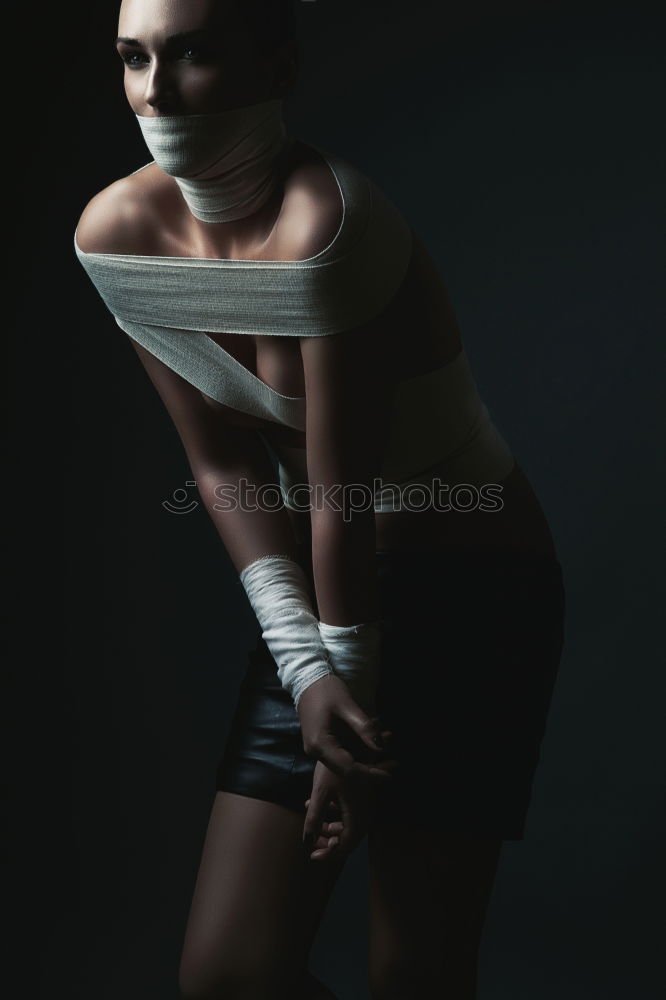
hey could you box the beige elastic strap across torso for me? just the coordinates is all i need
[74,144,514,496]
[74,144,413,429]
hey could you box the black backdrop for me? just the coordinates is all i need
[7,2,665,997]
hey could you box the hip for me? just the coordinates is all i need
[374,459,557,556]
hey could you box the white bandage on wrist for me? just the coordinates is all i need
[238,554,334,709]
[318,620,382,716]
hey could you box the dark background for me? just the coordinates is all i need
[7,2,664,997]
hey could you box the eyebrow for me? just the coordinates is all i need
[115,28,209,47]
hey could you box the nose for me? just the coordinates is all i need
[143,61,177,112]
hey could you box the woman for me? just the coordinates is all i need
[74,1,566,998]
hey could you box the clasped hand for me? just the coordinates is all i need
[297,673,397,861]
[297,672,394,781]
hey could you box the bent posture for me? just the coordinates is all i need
[74,2,566,997]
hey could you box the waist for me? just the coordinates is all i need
[373,460,557,557]
[277,416,516,515]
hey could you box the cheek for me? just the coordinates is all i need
[123,72,140,111]
[178,65,230,100]
[185,66,269,110]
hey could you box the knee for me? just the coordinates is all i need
[178,950,302,1000]
[369,955,477,1000]
[369,957,413,1000]
[178,960,231,1000]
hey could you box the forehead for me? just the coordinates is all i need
[118,0,239,38]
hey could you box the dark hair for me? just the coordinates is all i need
[232,0,297,58]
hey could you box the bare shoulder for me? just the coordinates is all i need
[74,145,345,261]
[74,164,164,255]
[276,144,344,261]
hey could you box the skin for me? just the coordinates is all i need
[114,0,397,795]
[116,0,301,259]
[88,3,552,995]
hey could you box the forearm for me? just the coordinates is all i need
[194,435,381,713]
[190,430,337,706]
[306,509,382,714]
[191,428,300,575]
[309,507,380,625]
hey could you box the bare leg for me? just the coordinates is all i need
[300,969,338,999]
[367,817,503,999]
[178,790,345,1000]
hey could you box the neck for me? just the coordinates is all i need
[135,97,291,225]
[185,136,299,255]
[172,121,291,225]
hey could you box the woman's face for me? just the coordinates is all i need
[117,0,281,116]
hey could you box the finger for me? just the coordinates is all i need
[310,836,340,861]
[335,796,358,856]
[317,728,395,782]
[349,760,396,783]
[339,707,388,755]
[311,829,341,856]
[304,798,341,814]
[321,820,344,836]
[304,785,346,850]
[303,802,326,847]
[303,778,332,847]
[317,737,359,779]
[374,757,399,775]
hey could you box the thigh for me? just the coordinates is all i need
[367,817,503,998]
[372,547,566,840]
[179,790,348,999]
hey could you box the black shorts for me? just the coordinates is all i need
[215,544,566,840]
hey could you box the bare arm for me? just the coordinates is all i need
[128,339,301,574]
[77,185,301,571]
[299,315,394,626]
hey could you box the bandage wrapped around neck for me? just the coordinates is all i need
[134,98,288,223]
[238,554,381,714]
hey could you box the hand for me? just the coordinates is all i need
[302,748,396,862]
[297,672,393,782]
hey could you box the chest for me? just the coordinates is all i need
[202,330,306,399]
[193,331,309,446]
[195,231,462,445]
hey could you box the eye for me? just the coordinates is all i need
[179,45,208,61]
[119,51,148,69]
[117,44,209,69]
